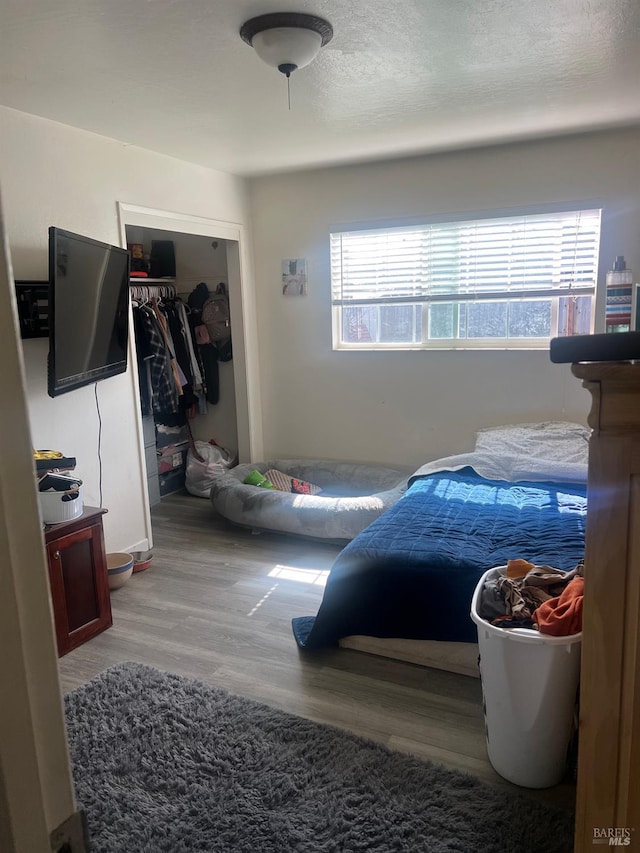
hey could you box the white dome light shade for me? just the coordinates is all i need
[251,27,323,71]
[240,13,333,76]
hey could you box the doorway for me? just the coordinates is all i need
[117,203,263,547]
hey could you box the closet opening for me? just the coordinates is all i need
[117,203,261,553]
[126,227,238,508]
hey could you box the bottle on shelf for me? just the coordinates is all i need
[605,256,634,333]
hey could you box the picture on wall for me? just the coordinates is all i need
[282,258,307,296]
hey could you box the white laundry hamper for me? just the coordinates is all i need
[470,566,581,789]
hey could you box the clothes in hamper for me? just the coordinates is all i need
[534,577,584,636]
[478,561,584,626]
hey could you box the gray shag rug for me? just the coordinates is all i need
[64,662,574,853]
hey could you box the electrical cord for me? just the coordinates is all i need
[94,382,103,508]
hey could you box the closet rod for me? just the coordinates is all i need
[173,278,228,285]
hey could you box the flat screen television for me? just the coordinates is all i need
[48,227,130,397]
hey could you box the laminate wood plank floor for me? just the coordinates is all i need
[58,491,576,811]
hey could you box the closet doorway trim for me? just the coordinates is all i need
[117,201,263,548]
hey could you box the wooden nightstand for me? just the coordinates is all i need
[44,506,112,657]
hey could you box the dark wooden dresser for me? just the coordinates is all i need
[44,506,112,656]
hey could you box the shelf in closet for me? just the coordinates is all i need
[129,278,176,284]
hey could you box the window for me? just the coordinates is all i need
[330,208,601,350]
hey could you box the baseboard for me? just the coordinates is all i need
[125,537,150,555]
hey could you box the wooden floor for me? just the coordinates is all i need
[58,491,576,811]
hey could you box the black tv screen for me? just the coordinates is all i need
[48,227,130,397]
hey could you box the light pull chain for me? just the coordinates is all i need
[277,63,297,110]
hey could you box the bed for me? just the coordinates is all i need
[291,422,589,676]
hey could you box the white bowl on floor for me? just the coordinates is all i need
[107,552,134,590]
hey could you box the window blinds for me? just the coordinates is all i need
[331,209,602,306]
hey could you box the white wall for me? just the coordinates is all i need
[0,106,251,551]
[248,128,640,469]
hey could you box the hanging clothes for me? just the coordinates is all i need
[186,281,229,405]
[133,303,180,419]
[176,300,204,393]
[133,286,212,423]
[199,344,220,405]
[133,307,153,417]
[151,299,183,397]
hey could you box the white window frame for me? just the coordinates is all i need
[330,204,601,351]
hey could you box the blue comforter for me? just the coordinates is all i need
[292,468,587,649]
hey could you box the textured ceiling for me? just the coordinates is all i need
[1,0,639,176]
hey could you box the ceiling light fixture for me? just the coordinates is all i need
[240,12,333,108]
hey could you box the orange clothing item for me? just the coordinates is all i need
[534,577,584,636]
[505,559,536,579]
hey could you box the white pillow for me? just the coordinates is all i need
[474,421,590,466]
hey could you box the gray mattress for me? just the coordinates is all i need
[209,459,408,541]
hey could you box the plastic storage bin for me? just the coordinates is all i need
[157,441,189,474]
[470,566,581,788]
[159,466,186,496]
